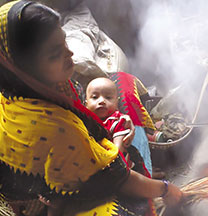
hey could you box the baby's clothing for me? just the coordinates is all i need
[103,110,130,140]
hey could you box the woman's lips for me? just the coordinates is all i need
[64,59,74,71]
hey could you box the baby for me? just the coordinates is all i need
[85,77,131,153]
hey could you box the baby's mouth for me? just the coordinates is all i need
[96,106,107,110]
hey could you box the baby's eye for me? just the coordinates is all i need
[106,96,112,99]
[91,95,98,99]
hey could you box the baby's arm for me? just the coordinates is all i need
[113,135,126,153]
[118,115,135,147]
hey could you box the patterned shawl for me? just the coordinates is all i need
[0,0,118,195]
[110,72,155,130]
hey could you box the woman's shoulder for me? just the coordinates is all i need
[0,94,82,124]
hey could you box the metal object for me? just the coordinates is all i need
[186,123,208,127]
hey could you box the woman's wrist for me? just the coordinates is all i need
[160,180,169,197]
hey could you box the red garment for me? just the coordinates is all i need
[103,111,130,140]
[110,72,155,130]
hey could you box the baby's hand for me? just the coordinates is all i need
[122,115,135,146]
[123,141,131,149]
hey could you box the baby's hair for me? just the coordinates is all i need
[86,77,118,95]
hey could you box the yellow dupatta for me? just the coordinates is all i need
[0,94,118,194]
[0,0,118,195]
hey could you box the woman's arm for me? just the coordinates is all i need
[120,170,182,206]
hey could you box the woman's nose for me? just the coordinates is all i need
[67,48,73,57]
[66,49,73,58]
[65,43,73,57]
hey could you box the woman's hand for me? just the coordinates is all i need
[122,115,135,147]
[163,182,183,206]
[120,170,183,207]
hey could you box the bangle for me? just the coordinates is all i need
[161,180,169,197]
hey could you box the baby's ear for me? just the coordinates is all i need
[84,99,88,107]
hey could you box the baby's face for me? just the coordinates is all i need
[86,78,118,120]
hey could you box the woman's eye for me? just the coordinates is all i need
[49,50,62,60]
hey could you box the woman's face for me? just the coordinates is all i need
[34,26,74,88]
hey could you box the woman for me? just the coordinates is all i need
[0,1,182,216]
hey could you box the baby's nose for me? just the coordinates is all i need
[98,97,105,104]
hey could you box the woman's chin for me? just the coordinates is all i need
[67,69,74,80]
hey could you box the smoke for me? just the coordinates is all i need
[129,1,208,214]
[129,0,208,121]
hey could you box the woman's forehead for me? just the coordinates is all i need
[40,27,66,54]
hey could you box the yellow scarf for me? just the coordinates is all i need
[0,94,118,194]
[76,200,119,216]
[0,0,27,60]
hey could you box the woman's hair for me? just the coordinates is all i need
[10,3,60,69]
[0,2,60,98]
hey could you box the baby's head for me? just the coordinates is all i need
[86,77,118,120]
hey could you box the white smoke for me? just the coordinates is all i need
[130,0,208,121]
[131,3,208,215]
